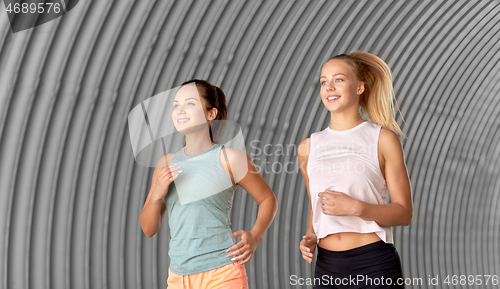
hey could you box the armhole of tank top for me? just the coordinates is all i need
[307,133,314,164]
[375,125,385,181]
[221,145,236,187]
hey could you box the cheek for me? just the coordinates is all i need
[190,107,207,119]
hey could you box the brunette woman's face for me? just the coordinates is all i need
[171,84,216,134]
[319,59,364,113]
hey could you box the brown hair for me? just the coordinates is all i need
[322,52,406,139]
[180,79,228,144]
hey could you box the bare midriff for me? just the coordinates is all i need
[318,232,382,251]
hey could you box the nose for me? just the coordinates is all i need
[175,104,186,113]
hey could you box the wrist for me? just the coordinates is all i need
[249,229,263,242]
[355,200,365,218]
[150,191,165,204]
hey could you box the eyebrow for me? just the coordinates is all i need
[319,73,346,79]
[173,98,199,103]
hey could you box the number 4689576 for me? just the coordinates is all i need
[443,275,498,286]
[6,2,62,14]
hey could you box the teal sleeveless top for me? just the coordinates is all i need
[165,143,236,275]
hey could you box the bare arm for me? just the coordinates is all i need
[298,138,315,234]
[356,128,413,226]
[298,138,317,263]
[224,149,277,264]
[238,154,278,241]
[139,154,179,238]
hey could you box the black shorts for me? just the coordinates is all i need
[313,240,404,288]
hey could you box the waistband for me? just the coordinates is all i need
[317,240,393,258]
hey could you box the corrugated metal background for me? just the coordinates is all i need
[1,0,499,288]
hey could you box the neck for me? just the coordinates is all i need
[329,109,365,131]
[184,127,214,156]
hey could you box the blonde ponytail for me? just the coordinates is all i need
[326,52,406,139]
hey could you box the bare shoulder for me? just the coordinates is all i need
[219,147,250,185]
[155,153,176,168]
[220,146,248,163]
[379,127,403,160]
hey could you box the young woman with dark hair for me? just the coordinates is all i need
[298,52,413,288]
[139,79,277,289]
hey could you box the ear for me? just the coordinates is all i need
[208,107,218,120]
[357,82,365,95]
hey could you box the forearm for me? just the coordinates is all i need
[139,196,165,238]
[249,196,277,241]
[357,201,412,227]
[307,209,315,234]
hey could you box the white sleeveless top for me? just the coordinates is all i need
[307,121,393,243]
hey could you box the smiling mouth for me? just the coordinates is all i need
[327,96,340,101]
[177,118,190,124]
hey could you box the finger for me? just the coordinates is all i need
[226,243,243,254]
[162,167,180,176]
[168,170,182,178]
[230,251,248,261]
[301,247,313,257]
[239,253,252,264]
[302,235,312,241]
[227,238,245,251]
[226,242,246,256]
[168,174,179,182]
[159,168,180,179]
[299,244,310,252]
[226,248,241,257]
[230,230,244,238]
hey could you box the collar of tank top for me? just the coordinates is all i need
[326,121,367,133]
[181,144,217,157]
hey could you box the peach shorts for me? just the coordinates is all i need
[166,262,248,289]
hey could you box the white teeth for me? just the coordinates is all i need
[328,96,340,100]
[178,118,190,123]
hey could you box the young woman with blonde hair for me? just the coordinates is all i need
[298,52,412,288]
[139,79,277,289]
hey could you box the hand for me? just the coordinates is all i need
[318,189,361,216]
[225,230,259,265]
[152,164,182,200]
[299,232,317,264]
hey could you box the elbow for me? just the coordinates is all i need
[141,226,157,238]
[139,216,158,238]
[402,210,413,226]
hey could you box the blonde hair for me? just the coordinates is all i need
[323,52,406,139]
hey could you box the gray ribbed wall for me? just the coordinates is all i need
[1,1,499,288]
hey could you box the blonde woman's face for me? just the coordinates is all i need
[172,84,210,134]
[319,59,364,113]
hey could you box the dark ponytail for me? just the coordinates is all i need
[180,79,228,144]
